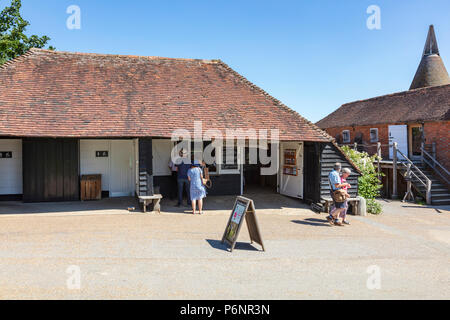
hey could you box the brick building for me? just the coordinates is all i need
[317,25,450,170]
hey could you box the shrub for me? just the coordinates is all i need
[367,199,382,215]
[341,146,384,214]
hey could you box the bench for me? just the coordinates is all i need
[138,194,163,213]
[322,197,365,216]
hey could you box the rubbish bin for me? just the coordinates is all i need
[81,174,102,200]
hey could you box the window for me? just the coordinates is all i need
[342,130,350,143]
[220,143,240,173]
[370,128,379,143]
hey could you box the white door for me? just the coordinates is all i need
[279,142,303,199]
[152,139,173,176]
[389,125,408,160]
[0,139,22,195]
[110,140,135,197]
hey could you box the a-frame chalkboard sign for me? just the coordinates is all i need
[221,196,265,252]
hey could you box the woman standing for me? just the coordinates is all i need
[187,160,207,214]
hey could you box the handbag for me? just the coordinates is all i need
[329,176,346,203]
[332,189,347,202]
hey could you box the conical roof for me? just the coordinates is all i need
[410,25,450,90]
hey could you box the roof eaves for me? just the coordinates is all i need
[216,60,333,142]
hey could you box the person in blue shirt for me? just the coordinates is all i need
[327,162,351,226]
[175,149,192,207]
[187,160,207,214]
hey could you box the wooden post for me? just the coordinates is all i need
[377,142,381,178]
[432,142,436,168]
[421,141,425,166]
[392,142,398,199]
[426,180,432,205]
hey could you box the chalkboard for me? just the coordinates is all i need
[221,196,265,252]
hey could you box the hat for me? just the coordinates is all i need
[192,160,201,167]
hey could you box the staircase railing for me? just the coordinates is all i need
[421,144,449,186]
[393,142,432,204]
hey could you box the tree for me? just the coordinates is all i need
[0,0,54,65]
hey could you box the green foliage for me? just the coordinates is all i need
[341,145,384,214]
[366,199,382,215]
[0,0,54,65]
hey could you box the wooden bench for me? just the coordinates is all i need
[322,197,363,215]
[139,194,163,213]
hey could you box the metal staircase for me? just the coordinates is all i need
[394,144,450,205]
[411,162,450,205]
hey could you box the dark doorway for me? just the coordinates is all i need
[303,142,321,204]
[243,146,277,193]
[23,139,79,202]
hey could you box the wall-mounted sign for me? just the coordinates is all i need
[283,166,298,176]
[96,151,109,157]
[0,151,12,158]
[284,149,297,165]
[221,196,265,252]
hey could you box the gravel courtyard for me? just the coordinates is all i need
[0,194,449,300]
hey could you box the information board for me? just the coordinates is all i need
[221,196,265,252]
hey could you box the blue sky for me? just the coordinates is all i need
[12,0,450,122]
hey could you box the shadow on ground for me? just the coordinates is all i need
[291,218,331,227]
[206,239,261,252]
[0,197,140,215]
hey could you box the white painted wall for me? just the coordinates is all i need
[80,140,110,191]
[152,139,173,176]
[279,142,304,199]
[0,139,22,195]
[80,139,135,197]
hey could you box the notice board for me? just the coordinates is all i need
[221,196,265,252]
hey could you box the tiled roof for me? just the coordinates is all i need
[316,84,450,129]
[410,25,450,89]
[0,48,330,142]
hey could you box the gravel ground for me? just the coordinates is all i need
[0,195,448,299]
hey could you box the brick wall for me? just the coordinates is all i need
[324,124,390,158]
[324,121,450,170]
[423,121,450,170]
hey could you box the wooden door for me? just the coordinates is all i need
[23,139,79,202]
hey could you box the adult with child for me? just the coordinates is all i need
[327,162,351,226]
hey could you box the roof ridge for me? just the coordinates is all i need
[0,49,36,71]
[216,60,333,142]
[29,48,219,64]
[340,83,450,107]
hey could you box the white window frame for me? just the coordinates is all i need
[342,130,351,143]
[217,144,242,175]
[370,128,379,143]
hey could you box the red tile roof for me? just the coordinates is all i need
[0,48,330,142]
[316,84,450,129]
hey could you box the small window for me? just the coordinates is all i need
[370,128,379,143]
[342,130,350,143]
[221,143,239,172]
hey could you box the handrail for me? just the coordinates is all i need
[393,143,432,204]
[421,147,450,185]
[396,148,431,185]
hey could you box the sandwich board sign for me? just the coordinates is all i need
[221,196,265,252]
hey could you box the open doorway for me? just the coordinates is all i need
[243,146,277,194]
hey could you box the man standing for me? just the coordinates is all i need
[327,162,350,226]
[168,158,178,200]
[176,149,192,207]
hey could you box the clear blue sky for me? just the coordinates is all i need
[13,0,450,122]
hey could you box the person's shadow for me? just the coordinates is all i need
[291,218,331,227]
